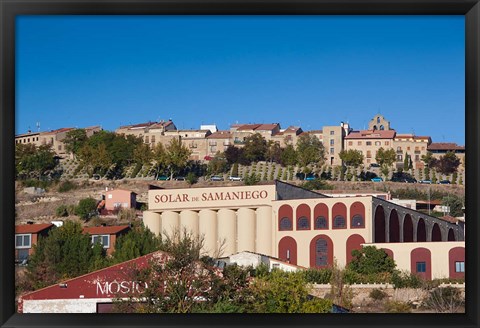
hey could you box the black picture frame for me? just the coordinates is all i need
[1,1,478,328]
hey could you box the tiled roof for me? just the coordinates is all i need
[428,143,465,151]
[439,215,459,224]
[236,124,262,131]
[207,131,232,139]
[118,122,154,129]
[345,130,396,139]
[255,123,279,131]
[83,225,130,235]
[16,223,54,234]
[41,128,74,135]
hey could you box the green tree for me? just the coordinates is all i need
[296,133,325,173]
[111,223,161,264]
[435,151,461,176]
[75,197,98,220]
[63,128,88,157]
[185,172,198,186]
[26,221,107,289]
[15,143,57,180]
[231,162,239,177]
[403,152,409,171]
[242,133,267,164]
[266,140,282,164]
[224,145,243,165]
[165,138,192,180]
[375,147,396,179]
[133,142,153,166]
[207,151,228,175]
[347,246,396,275]
[280,144,297,167]
[339,149,364,168]
[442,195,464,217]
[152,142,169,179]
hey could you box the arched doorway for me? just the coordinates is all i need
[374,206,386,243]
[309,235,334,268]
[278,236,297,265]
[417,218,426,242]
[431,223,442,242]
[448,229,456,241]
[403,214,413,242]
[346,234,366,264]
[389,210,400,243]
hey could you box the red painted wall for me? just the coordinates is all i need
[296,203,311,230]
[346,234,366,264]
[278,204,293,231]
[313,203,329,230]
[448,247,465,279]
[332,202,347,229]
[309,235,334,268]
[278,236,297,265]
[350,202,365,229]
[410,248,432,280]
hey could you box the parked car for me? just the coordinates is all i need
[371,177,383,182]
[228,176,242,181]
[390,172,417,183]
[92,174,101,180]
[438,180,451,184]
[157,175,170,181]
[369,163,381,168]
[419,180,432,184]
[305,174,317,181]
[210,176,224,181]
[174,176,185,181]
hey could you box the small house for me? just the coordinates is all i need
[82,225,130,255]
[15,223,54,263]
[104,189,137,211]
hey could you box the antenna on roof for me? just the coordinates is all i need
[36,122,40,132]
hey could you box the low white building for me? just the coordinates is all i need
[218,251,305,272]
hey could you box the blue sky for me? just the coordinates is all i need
[16,15,465,145]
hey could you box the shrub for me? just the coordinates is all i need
[391,270,423,289]
[130,162,142,178]
[385,301,411,313]
[117,208,137,221]
[55,205,69,217]
[302,268,332,284]
[244,173,260,186]
[423,286,464,313]
[57,180,77,193]
[369,288,388,301]
[75,197,98,220]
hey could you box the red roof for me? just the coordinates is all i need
[439,215,459,224]
[207,131,232,139]
[83,225,130,235]
[41,128,74,135]
[345,130,396,139]
[16,223,54,234]
[236,124,262,131]
[428,143,465,151]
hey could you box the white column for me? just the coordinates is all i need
[217,209,237,257]
[256,206,273,256]
[237,208,255,253]
[143,211,162,236]
[180,210,199,238]
[199,209,217,257]
[161,211,180,239]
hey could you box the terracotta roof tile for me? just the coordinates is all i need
[16,223,54,234]
[428,143,465,151]
[207,131,232,139]
[345,130,396,139]
[83,225,130,235]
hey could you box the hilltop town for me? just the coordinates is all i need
[14,114,465,314]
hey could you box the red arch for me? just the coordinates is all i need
[309,235,334,268]
[314,203,329,230]
[278,236,297,265]
[296,203,311,230]
[374,205,386,243]
[410,248,432,280]
[417,218,426,242]
[382,248,394,261]
[332,202,347,229]
[403,214,414,242]
[278,204,293,231]
[389,209,400,243]
[431,223,442,242]
[346,234,366,264]
[448,247,465,279]
[350,202,365,229]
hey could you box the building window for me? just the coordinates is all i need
[58,145,62,151]
[375,141,381,146]
[358,141,362,146]
[15,234,31,248]
[348,141,353,146]
[297,217,310,230]
[415,155,420,161]
[397,146,402,152]
[397,155,403,161]
[330,148,334,155]
[455,261,465,273]
[416,261,426,273]
[366,151,372,158]
[366,141,372,146]
[92,235,110,248]
[151,136,155,143]
[315,216,328,229]
[145,136,149,144]
[333,216,346,229]
[385,141,389,145]
[279,217,292,231]
[330,139,334,146]
[380,125,385,130]
[315,238,328,267]
[352,215,364,228]
[407,147,411,151]
[377,117,381,124]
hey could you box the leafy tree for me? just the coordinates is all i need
[185,172,198,186]
[63,129,88,157]
[152,142,169,179]
[224,145,243,165]
[266,140,282,164]
[280,144,297,167]
[442,195,464,217]
[75,197,98,220]
[421,151,438,170]
[403,152,409,171]
[435,151,461,176]
[375,147,396,179]
[111,223,162,264]
[207,152,228,175]
[133,142,153,166]
[26,221,107,290]
[296,133,325,173]
[15,143,57,180]
[339,149,364,168]
[165,138,192,180]
[348,246,396,275]
[231,162,239,177]
[242,133,267,164]
[244,172,260,186]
